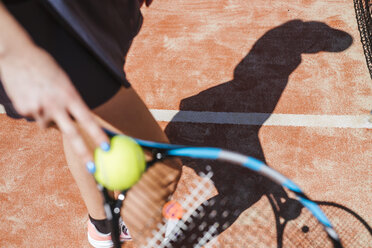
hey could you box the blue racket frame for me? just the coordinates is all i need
[101,128,343,248]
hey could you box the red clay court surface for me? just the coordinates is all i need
[0,0,371,247]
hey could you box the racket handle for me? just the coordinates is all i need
[111,213,122,248]
[111,193,126,248]
[99,185,123,248]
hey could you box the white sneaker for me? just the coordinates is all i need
[87,218,132,248]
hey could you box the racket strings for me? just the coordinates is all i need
[194,194,278,248]
[121,161,182,245]
[267,189,331,248]
[131,173,370,248]
[142,167,285,247]
[124,160,369,248]
[280,196,372,247]
[319,204,372,247]
[168,187,370,248]
[165,174,218,247]
[283,210,329,247]
[144,167,216,248]
[144,167,280,248]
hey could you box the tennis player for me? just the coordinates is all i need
[0,0,181,247]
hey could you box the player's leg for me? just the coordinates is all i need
[63,86,182,241]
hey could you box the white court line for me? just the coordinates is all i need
[150,109,372,129]
[0,105,370,129]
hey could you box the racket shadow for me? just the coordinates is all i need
[312,201,372,247]
[165,20,352,247]
[272,200,372,248]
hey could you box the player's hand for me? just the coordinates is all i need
[0,44,109,168]
[138,0,153,7]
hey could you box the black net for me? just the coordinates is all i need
[354,0,372,78]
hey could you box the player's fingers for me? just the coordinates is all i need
[34,114,49,129]
[138,0,145,7]
[68,100,110,152]
[33,106,57,129]
[146,0,153,7]
[53,111,95,172]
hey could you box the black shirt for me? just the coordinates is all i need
[4,0,143,86]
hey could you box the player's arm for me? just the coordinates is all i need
[0,2,109,167]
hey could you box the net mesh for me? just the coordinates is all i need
[354,0,372,78]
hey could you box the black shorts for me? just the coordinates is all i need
[2,0,141,110]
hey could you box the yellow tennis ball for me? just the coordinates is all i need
[94,135,146,191]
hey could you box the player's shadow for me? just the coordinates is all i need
[164,20,352,247]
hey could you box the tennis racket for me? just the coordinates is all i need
[94,127,345,248]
